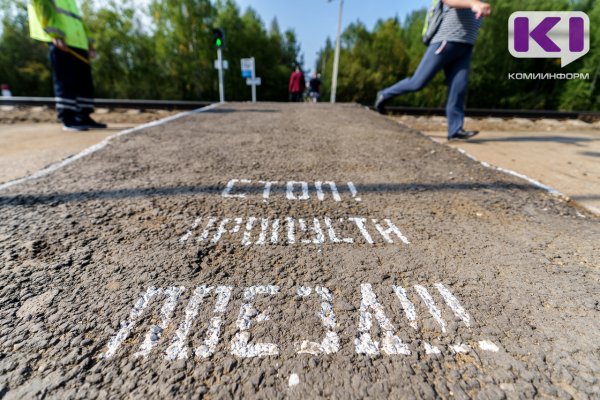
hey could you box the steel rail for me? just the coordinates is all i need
[0,97,598,120]
[0,97,212,110]
[369,105,600,122]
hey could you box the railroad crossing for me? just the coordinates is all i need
[0,103,598,399]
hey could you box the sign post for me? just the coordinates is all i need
[241,57,261,103]
[213,28,227,103]
[217,48,225,103]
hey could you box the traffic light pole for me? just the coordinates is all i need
[217,48,225,103]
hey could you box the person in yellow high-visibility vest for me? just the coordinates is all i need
[29,0,106,131]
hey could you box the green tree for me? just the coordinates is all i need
[559,0,600,110]
[318,19,410,104]
[0,1,51,96]
[83,0,164,99]
[316,0,599,111]
[149,0,216,100]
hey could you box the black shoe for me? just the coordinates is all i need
[374,91,387,114]
[449,129,479,141]
[76,116,107,129]
[62,121,88,132]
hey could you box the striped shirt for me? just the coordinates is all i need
[430,5,482,45]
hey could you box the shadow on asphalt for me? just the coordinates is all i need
[0,182,539,206]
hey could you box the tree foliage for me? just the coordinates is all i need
[0,3,51,96]
[0,0,302,101]
[0,0,597,110]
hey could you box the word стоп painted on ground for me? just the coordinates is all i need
[222,179,362,202]
[102,283,499,360]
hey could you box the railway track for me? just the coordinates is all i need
[1,96,599,121]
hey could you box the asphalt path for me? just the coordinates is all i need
[0,103,598,399]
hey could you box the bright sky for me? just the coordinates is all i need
[235,0,431,74]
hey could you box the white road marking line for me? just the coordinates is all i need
[478,340,500,352]
[297,286,312,297]
[414,285,447,333]
[210,218,243,245]
[259,180,277,201]
[324,217,354,244]
[314,181,341,202]
[211,218,231,245]
[372,219,410,245]
[286,181,310,200]
[424,342,441,355]
[296,286,340,355]
[254,218,270,245]
[231,286,280,358]
[421,129,600,217]
[230,218,243,233]
[326,182,342,202]
[355,284,410,356]
[348,217,374,244]
[392,285,418,330]
[347,182,362,202]
[461,150,560,197]
[0,103,221,192]
[222,179,251,198]
[298,218,308,242]
[270,219,280,244]
[288,373,300,387]
[185,216,410,246]
[166,286,212,361]
[102,286,162,359]
[197,217,217,243]
[421,126,563,199]
[180,217,201,243]
[286,217,296,244]
[241,217,258,246]
[135,286,184,358]
[451,343,470,354]
[105,283,496,360]
[435,283,471,327]
[196,286,233,359]
[302,218,325,245]
[179,231,192,243]
[315,181,325,201]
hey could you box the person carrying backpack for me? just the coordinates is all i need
[375,0,491,141]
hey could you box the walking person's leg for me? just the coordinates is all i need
[375,41,461,112]
[443,44,476,140]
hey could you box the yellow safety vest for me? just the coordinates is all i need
[28,0,90,50]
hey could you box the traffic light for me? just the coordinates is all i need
[213,28,224,48]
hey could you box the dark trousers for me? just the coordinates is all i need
[49,43,95,122]
[381,41,473,138]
